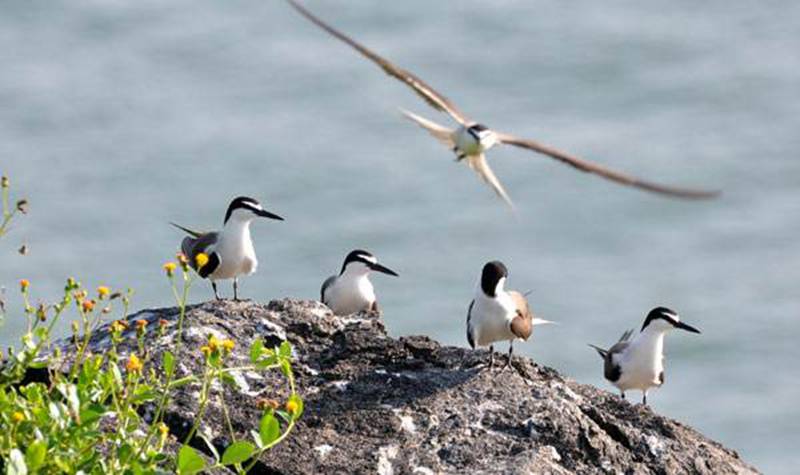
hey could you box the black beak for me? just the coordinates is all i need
[256,209,284,221]
[675,321,701,334]
[370,262,398,277]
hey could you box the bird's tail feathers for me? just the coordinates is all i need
[170,222,203,238]
[399,108,454,147]
[587,344,608,358]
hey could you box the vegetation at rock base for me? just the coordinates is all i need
[0,175,302,474]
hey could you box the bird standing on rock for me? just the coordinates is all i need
[171,196,283,300]
[321,249,398,315]
[589,306,701,405]
[466,261,554,368]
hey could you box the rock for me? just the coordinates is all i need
[56,299,759,474]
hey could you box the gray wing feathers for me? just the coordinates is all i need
[466,300,475,349]
[320,275,336,303]
[181,233,218,269]
[590,329,634,382]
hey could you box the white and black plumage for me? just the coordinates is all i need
[321,249,398,315]
[286,0,720,208]
[171,196,283,300]
[589,306,701,405]
[466,261,554,368]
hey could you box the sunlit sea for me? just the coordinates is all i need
[1,1,799,471]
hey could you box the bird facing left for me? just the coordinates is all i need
[171,196,284,300]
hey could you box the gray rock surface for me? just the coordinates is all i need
[66,299,758,474]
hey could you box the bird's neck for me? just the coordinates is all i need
[634,327,665,356]
[221,219,252,242]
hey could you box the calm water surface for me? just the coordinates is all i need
[1,1,799,471]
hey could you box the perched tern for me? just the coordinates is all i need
[287,0,720,208]
[466,261,554,368]
[589,306,701,405]
[171,196,283,300]
[321,249,398,315]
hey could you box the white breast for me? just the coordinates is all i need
[324,274,375,315]
[209,223,258,281]
[616,334,665,391]
[469,291,516,347]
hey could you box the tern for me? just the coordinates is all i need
[589,306,701,405]
[466,261,554,368]
[171,196,283,300]
[321,249,398,315]
[287,0,720,208]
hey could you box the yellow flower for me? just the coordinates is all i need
[158,422,169,436]
[110,320,125,333]
[285,399,299,415]
[222,339,235,353]
[195,252,209,269]
[208,335,221,352]
[11,411,25,423]
[126,354,143,373]
[135,319,148,331]
[97,286,111,299]
[81,299,95,313]
[176,252,190,271]
[19,279,29,292]
[200,345,212,358]
[163,262,177,276]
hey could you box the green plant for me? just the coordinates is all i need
[0,249,302,473]
[0,174,28,238]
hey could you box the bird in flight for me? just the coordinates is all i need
[286,0,720,208]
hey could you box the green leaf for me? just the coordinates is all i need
[163,351,175,377]
[279,359,292,379]
[25,441,47,471]
[249,339,264,363]
[259,412,280,446]
[177,445,206,474]
[8,448,28,475]
[278,341,292,359]
[79,405,104,426]
[221,441,255,465]
[168,375,198,389]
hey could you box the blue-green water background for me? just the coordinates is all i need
[1,1,798,471]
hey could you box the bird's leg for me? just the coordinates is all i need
[621,391,626,400]
[503,342,514,370]
[233,278,239,301]
[488,345,495,370]
[212,282,220,301]
[642,392,648,405]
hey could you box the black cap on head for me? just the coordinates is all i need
[641,306,702,334]
[340,249,375,274]
[224,196,283,224]
[480,260,508,297]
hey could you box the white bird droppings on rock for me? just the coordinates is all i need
[377,445,399,475]
[314,444,333,460]
[394,410,417,434]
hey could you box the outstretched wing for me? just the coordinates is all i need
[495,132,720,199]
[286,0,470,125]
[399,108,455,147]
[466,154,514,209]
